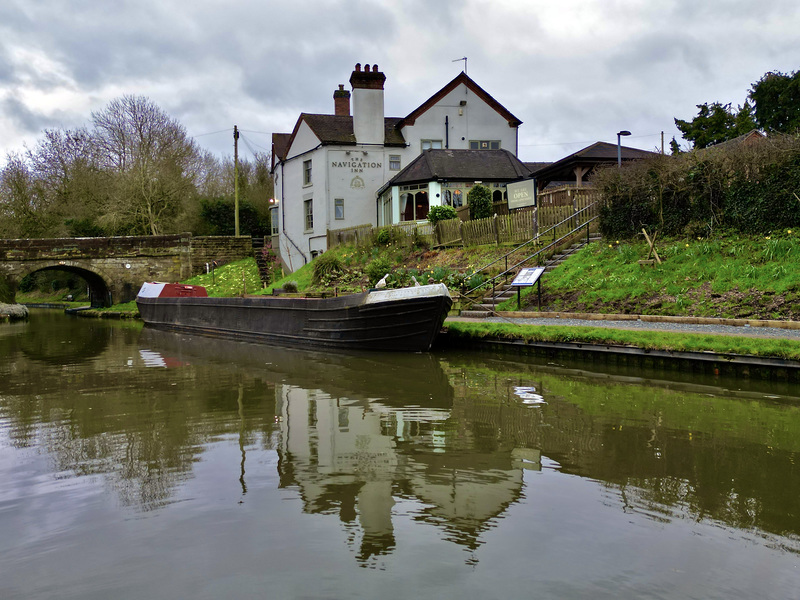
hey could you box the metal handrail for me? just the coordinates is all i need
[460,215,599,313]
[468,201,601,277]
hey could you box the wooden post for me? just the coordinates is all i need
[234,125,240,237]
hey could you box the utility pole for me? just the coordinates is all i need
[234,125,240,237]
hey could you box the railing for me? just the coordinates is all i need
[463,200,602,279]
[537,184,596,207]
[459,201,603,313]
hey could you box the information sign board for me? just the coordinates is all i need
[511,267,545,287]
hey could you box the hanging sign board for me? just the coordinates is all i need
[511,267,545,287]
[507,179,537,210]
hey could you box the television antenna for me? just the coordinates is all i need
[452,56,467,74]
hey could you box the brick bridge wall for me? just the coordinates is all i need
[0,234,252,305]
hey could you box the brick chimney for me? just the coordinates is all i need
[349,63,385,145]
[333,84,350,116]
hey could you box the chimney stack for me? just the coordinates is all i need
[349,63,385,145]
[333,84,350,116]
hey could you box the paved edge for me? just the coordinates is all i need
[460,311,800,330]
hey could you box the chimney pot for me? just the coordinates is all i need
[333,83,351,116]
[372,64,379,72]
[355,63,361,72]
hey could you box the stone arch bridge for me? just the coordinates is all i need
[0,234,253,306]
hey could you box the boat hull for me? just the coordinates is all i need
[136,284,453,352]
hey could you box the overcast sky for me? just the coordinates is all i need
[1,0,798,167]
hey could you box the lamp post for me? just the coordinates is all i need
[617,130,631,167]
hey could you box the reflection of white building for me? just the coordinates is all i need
[275,384,531,563]
[272,63,523,271]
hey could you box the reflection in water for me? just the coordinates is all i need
[15,309,117,364]
[2,313,800,596]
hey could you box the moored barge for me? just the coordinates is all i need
[136,282,453,352]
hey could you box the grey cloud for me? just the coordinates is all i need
[0,95,70,136]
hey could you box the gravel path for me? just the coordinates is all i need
[456,315,800,341]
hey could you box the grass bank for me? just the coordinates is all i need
[445,321,800,361]
[501,232,800,319]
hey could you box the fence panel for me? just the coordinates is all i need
[503,210,536,244]
[327,223,374,249]
[326,190,601,252]
[435,219,462,246]
[461,216,496,246]
[390,221,434,245]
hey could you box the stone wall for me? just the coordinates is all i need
[190,236,253,275]
[0,234,190,261]
[0,234,253,306]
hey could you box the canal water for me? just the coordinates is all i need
[1,310,799,599]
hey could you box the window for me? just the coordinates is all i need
[401,190,429,221]
[452,189,463,208]
[421,139,442,151]
[303,159,312,185]
[334,198,344,220]
[304,198,313,231]
[389,155,401,170]
[469,140,501,150]
[269,206,279,235]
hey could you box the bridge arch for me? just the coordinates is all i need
[16,261,116,307]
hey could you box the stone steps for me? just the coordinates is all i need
[461,233,602,318]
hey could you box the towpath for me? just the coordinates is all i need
[447,313,800,341]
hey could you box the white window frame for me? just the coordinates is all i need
[469,140,501,150]
[304,198,313,231]
[389,155,401,170]
[303,159,312,186]
[334,198,345,220]
[269,206,279,235]
[421,140,443,151]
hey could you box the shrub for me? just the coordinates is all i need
[311,252,343,285]
[375,228,391,245]
[427,205,458,225]
[468,184,493,220]
[365,256,393,286]
[596,134,800,238]
[464,271,487,292]
[282,281,298,293]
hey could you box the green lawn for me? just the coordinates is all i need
[500,232,800,318]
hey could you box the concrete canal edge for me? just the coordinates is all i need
[437,333,800,381]
[440,311,800,382]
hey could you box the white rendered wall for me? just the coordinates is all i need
[352,87,385,145]
[277,121,326,271]
[326,148,388,231]
[401,83,518,155]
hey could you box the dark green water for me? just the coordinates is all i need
[1,310,799,599]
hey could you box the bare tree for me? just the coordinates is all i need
[0,153,54,238]
[28,128,108,235]
[91,95,202,235]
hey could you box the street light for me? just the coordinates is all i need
[617,130,631,167]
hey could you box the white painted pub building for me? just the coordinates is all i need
[271,63,523,271]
